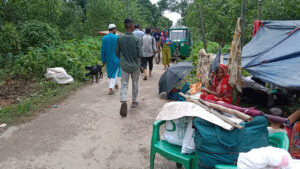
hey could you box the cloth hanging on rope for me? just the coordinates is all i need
[228,17,242,92]
[252,20,264,37]
[197,49,211,87]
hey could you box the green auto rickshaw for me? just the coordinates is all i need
[168,27,192,60]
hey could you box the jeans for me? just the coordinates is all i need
[120,70,140,102]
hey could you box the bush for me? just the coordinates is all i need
[0,23,21,68]
[19,20,60,51]
[12,36,102,81]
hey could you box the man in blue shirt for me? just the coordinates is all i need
[133,24,144,39]
[101,24,122,95]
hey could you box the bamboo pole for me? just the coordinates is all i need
[198,99,253,121]
[240,0,248,47]
[232,0,248,105]
[196,4,207,52]
[179,93,243,129]
[257,0,263,20]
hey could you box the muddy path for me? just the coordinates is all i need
[0,64,179,169]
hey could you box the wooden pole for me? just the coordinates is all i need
[232,0,248,105]
[257,0,263,20]
[199,99,253,121]
[179,93,243,129]
[240,0,248,47]
[196,4,207,52]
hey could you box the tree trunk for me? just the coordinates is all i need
[196,4,207,52]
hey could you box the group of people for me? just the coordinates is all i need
[100,19,171,117]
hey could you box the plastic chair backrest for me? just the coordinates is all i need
[268,132,289,151]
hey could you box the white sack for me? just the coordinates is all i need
[238,146,300,169]
[45,67,74,84]
[181,119,195,154]
[163,117,191,146]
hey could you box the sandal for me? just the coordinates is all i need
[108,90,114,95]
[143,76,147,80]
[131,102,139,108]
[120,102,127,117]
[115,84,119,89]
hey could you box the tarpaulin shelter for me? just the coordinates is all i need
[223,20,300,89]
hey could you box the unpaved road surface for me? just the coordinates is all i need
[0,64,178,169]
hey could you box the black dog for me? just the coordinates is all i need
[85,65,104,82]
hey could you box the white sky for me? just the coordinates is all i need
[150,0,181,26]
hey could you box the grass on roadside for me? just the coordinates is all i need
[0,80,85,125]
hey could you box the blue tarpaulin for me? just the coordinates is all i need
[223,20,300,89]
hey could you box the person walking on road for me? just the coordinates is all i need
[152,27,161,52]
[141,27,157,80]
[116,19,143,117]
[101,24,122,95]
[133,24,144,39]
[161,30,171,70]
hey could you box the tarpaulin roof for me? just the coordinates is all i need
[223,20,300,89]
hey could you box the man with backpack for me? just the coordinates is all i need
[141,27,157,80]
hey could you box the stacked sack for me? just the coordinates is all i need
[162,117,196,154]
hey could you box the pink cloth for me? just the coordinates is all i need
[252,20,264,37]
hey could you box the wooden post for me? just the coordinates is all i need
[240,0,248,47]
[196,4,207,52]
[257,0,263,20]
[232,0,248,105]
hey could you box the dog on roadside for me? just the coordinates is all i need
[85,65,104,83]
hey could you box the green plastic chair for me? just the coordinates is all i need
[268,132,289,151]
[150,120,197,169]
[214,132,289,169]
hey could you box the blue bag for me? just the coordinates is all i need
[193,116,268,168]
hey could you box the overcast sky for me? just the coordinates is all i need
[150,0,181,26]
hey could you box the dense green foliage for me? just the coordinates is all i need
[11,37,101,81]
[20,20,61,51]
[0,23,20,68]
[0,0,172,80]
[159,0,300,44]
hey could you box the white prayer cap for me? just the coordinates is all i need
[108,24,116,29]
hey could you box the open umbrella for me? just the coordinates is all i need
[158,62,194,94]
[210,47,221,73]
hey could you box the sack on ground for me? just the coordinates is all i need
[181,119,195,154]
[45,67,74,85]
[163,117,192,146]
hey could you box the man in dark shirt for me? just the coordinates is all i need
[152,27,161,51]
[116,18,143,117]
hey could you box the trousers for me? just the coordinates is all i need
[120,70,140,102]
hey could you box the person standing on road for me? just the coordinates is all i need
[141,27,157,80]
[152,27,161,52]
[116,18,143,117]
[101,24,122,95]
[161,30,172,70]
[133,24,144,39]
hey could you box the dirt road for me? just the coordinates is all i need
[0,64,177,169]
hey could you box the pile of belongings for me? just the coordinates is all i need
[156,96,289,168]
